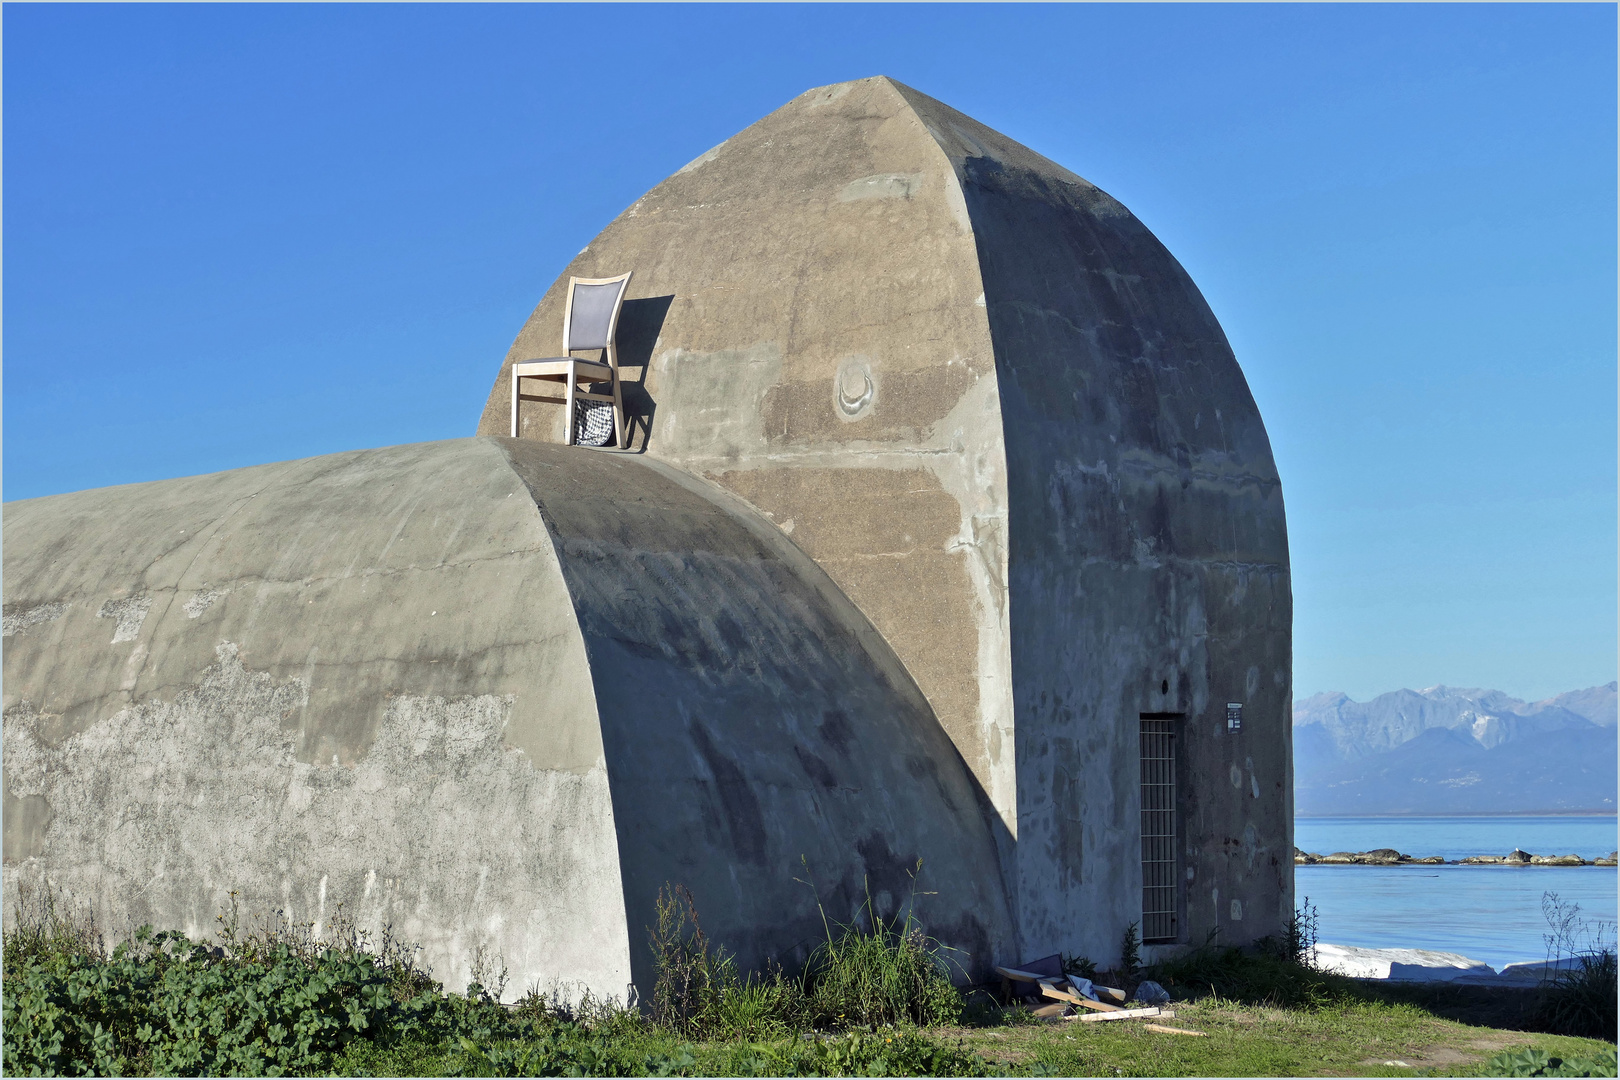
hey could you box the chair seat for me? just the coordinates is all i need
[513,357,612,382]
[516,390,615,404]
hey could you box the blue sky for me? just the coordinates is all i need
[5,4,1614,703]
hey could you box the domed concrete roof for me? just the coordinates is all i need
[2,436,1012,996]
[483,76,1292,957]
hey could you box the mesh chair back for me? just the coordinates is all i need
[566,277,630,352]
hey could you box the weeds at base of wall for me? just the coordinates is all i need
[646,866,965,1041]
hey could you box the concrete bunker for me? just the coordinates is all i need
[5,76,1290,997]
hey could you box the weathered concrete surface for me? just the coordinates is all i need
[918,85,1294,960]
[3,437,1014,995]
[4,439,628,998]
[480,76,1292,962]
[480,77,1017,855]
[498,439,1012,986]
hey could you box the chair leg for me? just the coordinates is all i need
[564,363,578,446]
[607,345,627,449]
[510,368,519,438]
[610,374,627,449]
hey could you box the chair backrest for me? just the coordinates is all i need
[564,272,633,353]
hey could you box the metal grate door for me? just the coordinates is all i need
[1140,716,1178,944]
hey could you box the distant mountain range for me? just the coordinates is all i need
[1293,682,1617,816]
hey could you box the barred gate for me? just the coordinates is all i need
[1139,715,1179,944]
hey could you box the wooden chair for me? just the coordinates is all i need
[509,271,632,447]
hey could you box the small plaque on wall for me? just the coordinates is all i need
[1226,702,1243,733]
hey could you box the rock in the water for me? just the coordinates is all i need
[1530,854,1587,866]
[1461,855,1503,864]
[1505,848,1533,864]
[1320,852,1358,864]
[1413,856,1445,864]
[1361,848,1409,864]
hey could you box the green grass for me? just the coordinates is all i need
[946,997,1614,1078]
[320,993,1616,1078]
[331,1025,996,1077]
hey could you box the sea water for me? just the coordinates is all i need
[1295,815,1618,863]
[1293,816,1618,971]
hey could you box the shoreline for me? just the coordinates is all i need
[1294,846,1618,867]
[1308,942,1609,986]
[1294,811,1618,819]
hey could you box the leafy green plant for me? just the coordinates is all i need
[1061,954,1097,979]
[1119,920,1141,979]
[1483,1046,1619,1077]
[1,885,549,1076]
[3,924,421,1075]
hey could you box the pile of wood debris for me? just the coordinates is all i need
[994,959,1206,1038]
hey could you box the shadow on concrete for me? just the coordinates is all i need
[614,295,673,452]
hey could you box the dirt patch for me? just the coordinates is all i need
[1412,1029,1522,1075]
[1380,1030,1520,1072]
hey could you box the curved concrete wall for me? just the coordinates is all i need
[3,439,628,997]
[498,439,1012,986]
[480,76,1292,960]
[894,85,1294,956]
[3,437,1014,994]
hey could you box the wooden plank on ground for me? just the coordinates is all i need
[1037,981,1080,1003]
[995,965,1046,983]
[1068,976,1127,1004]
[1076,1007,1173,1023]
[1143,1023,1205,1037]
[1040,982,1119,1012]
[1071,998,1121,1013]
